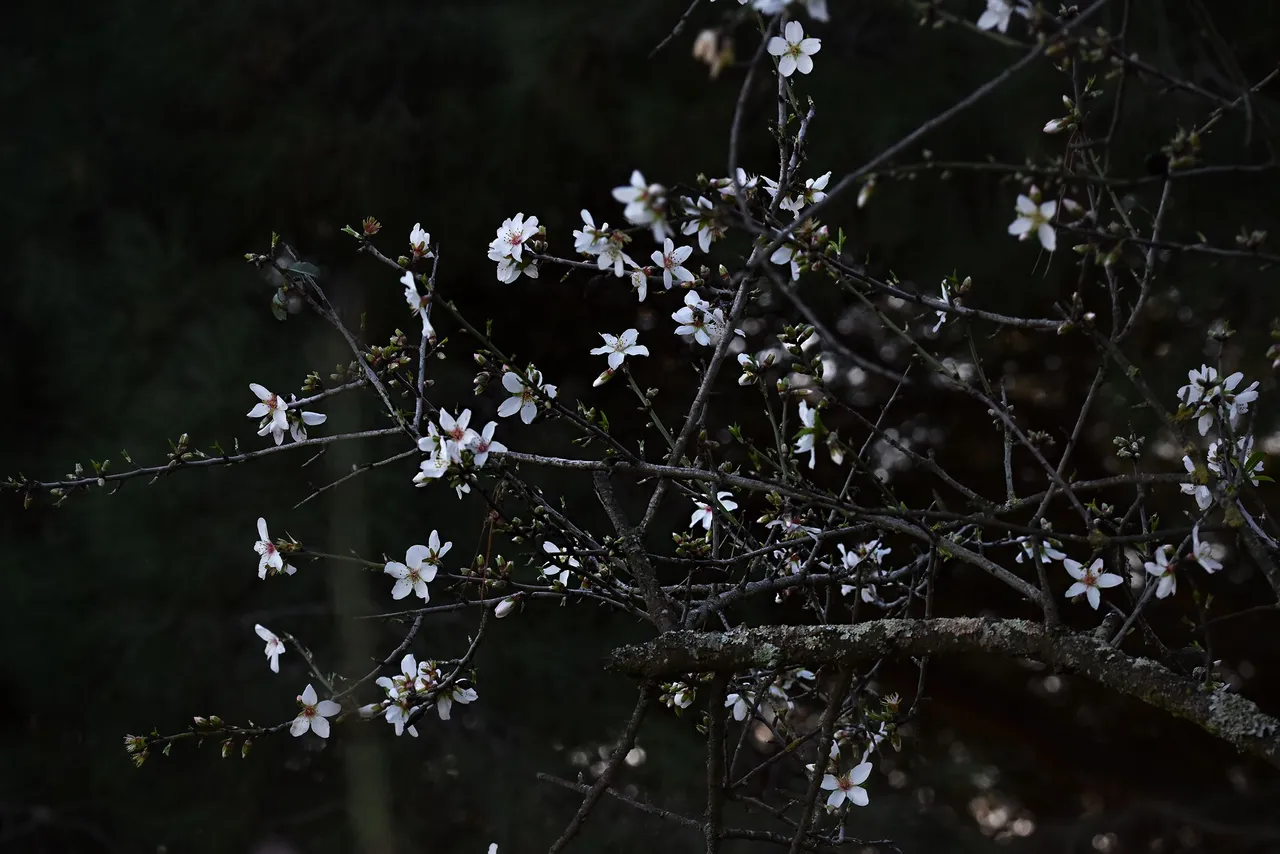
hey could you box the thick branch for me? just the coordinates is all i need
[608,619,1280,768]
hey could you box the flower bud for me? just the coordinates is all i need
[495,596,519,619]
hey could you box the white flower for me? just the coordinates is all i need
[612,170,671,241]
[1221,372,1260,429]
[764,513,822,537]
[1191,525,1222,574]
[290,684,341,738]
[1178,366,1258,435]
[781,172,831,214]
[977,0,1029,33]
[712,168,759,200]
[794,399,818,469]
[409,223,433,259]
[821,762,872,808]
[590,329,650,370]
[652,238,695,290]
[1008,188,1058,252]
[247,383,289,445]
[597,237,635,278]
[286,406,327,444]
[1043,117,1069,134]
[1144,545,1177,599]
[932,280,957,333]
[628,264,650,302]
[402,271,436,340]
[542,540,580,587]
[690,491,738,530]
[837,540,891,569]
[254,624,285,673]
[725,692,751,721]
[498,368,557,424]
[376,654,419,699]
[768,20,821,77]
[414,425,451,486]
[1181,455,1213,510]
[1063,558,1124,610]
[1015,536,1067,564]
[472,421,506,468]
[437,684,478,721]
[495,596,519,618]
[1209,435,1264,485]
[672,290,725,347]
[770,244,801,281]
[488,244,539,283]
[1178,364,1217,407]
[491,213,539,262]
[383,698,418,738]
[254,517,296,579]
[681,196,723,253]
[385,538,445,601]
[572,209,609,254]
[439,408,479,463]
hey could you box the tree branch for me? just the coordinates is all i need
[608,619,1280,768]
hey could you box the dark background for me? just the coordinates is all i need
[4,1,1280,852]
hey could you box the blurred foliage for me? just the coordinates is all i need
[3,0,1280,852]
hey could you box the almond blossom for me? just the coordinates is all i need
[247,383,289,443]
[436,684,478,721]
[1178,366,1260,435]
[672,290,725,346]
[439,408,479,463]
[794,399,820,469]
[652,238,695,290]
[1008,187,1058,251]
[590,329,649,370]
[471,421,506,467]
[254,624,285,673]
[284,401,327,444]
[681,196,723,253]
[402,271,436,340]
[254,517,296,579]
[977,0,1029,33]
[711,168,759,200]
[768,20,822,77]
[821,762,872,808]
[1191,525,1222,573]
[490,212,539,262]
[290,684,341,738]
[572,209,609,254]
[725,691,752,721]
[542,541,580,587]
[770,244,801,281]
[1181,455,1213,510]
[690,491,738,530]
[781,171,831,214]
[498,368,557,424]
[409,223,433,259]
[1014,535,1066,565]
[1063,557,1124,610]
[612,169,671,241]
[1144,545,1177,599]
[385,539,445,601]
[1209,435,1264,485]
